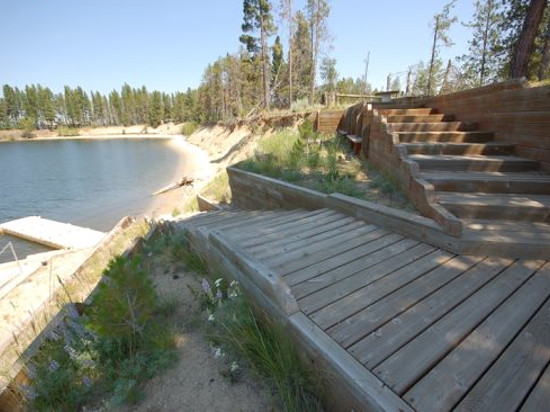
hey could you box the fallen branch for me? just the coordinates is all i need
[153,176,194,195]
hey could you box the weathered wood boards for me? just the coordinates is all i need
[177,204,550,412]
[0,216,105,250]
[417,79,550,172]
[315,109,344,134]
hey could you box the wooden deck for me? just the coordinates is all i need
[180,208,550,411]
[0,216,105,249]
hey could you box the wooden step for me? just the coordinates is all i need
[409,154,540,172]
[378,108,434,116]
[438,192,550,222]
[388,122,477,132]
[401,142,514,156]
[460,219,550,259]
[420,171,550,194]
[386,114,453,123]
[397,131,494,143]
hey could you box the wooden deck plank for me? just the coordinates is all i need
[297,242,437,311]
[455,290,550,412]
[351,257,514,368]
[197,210,291,231]
[173,210,226,228]
[225,209,329,241]
[265,225,383,271]
[463,218,550,233]
[375,259,542,395]
[521,361,550,411]
[247,217,359,258]
[284,233,404,287]
[310,249,455,330]
[403,260,548,412]
[327,255,483,349]
[231,209,335,236]
[221,209,317,237]
[184,210,273,230]
[290,312,415,412]
[294,238,420,301]
[232,211,346,250]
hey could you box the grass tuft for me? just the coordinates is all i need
[57,126,80,136]
[181,122,199,136]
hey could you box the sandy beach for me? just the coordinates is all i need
[144,135,215,219]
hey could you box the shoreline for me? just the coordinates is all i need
[0,133,215,241]
[143,136,216,220]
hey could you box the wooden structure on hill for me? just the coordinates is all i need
[331,79,550,257]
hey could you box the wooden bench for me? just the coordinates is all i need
[337,129,362,155]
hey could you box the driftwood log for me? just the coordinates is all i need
[153,176,194,195]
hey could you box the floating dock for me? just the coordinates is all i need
[0,216,106,250]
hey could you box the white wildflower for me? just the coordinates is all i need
[230,361,239,373]
[208,314,215,322]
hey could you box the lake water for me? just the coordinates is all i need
[0,138,187,261]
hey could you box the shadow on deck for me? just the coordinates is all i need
[175,208,550,411]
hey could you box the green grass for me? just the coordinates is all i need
[181,121,199,136]
[238,122,416,213]
[209,297,324,411]
[200,171,232,204]
[57,126,80,136]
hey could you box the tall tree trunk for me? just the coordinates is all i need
[288,0,293,108]
[309,2,319,106]
[539,12,550,80]
[427,16,439,95]
[480,0,493,86]
[260,13,270,110]
[510,0,546,79]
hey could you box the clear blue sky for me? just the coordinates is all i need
[0,0,475,95]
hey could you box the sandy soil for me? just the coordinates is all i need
[144,136,215,220]
[116,262,275,412]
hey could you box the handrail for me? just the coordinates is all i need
[0,241,24,277]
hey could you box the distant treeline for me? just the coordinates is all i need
[0,84,199,130]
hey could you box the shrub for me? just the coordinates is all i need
[87,256,157,357]
[57,126,80,136]
[181,122,199,136]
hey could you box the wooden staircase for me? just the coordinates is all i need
[379,107,550,257]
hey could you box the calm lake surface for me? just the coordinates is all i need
[0,138,186,261]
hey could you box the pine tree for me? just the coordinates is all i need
[162,93,172,123]
[148,91,163,128]
[2,85,20,126]
[278,0,294,107]
[292,11,312,102]
[23,85,39,126]
[461,0,504,87]
[306,0,331,105]
[39,86,56,128]
[427,0,457,95]
[510,0,548,78]
[0,98,9,129]
[109,90,122,126]
[240,0,276,110]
